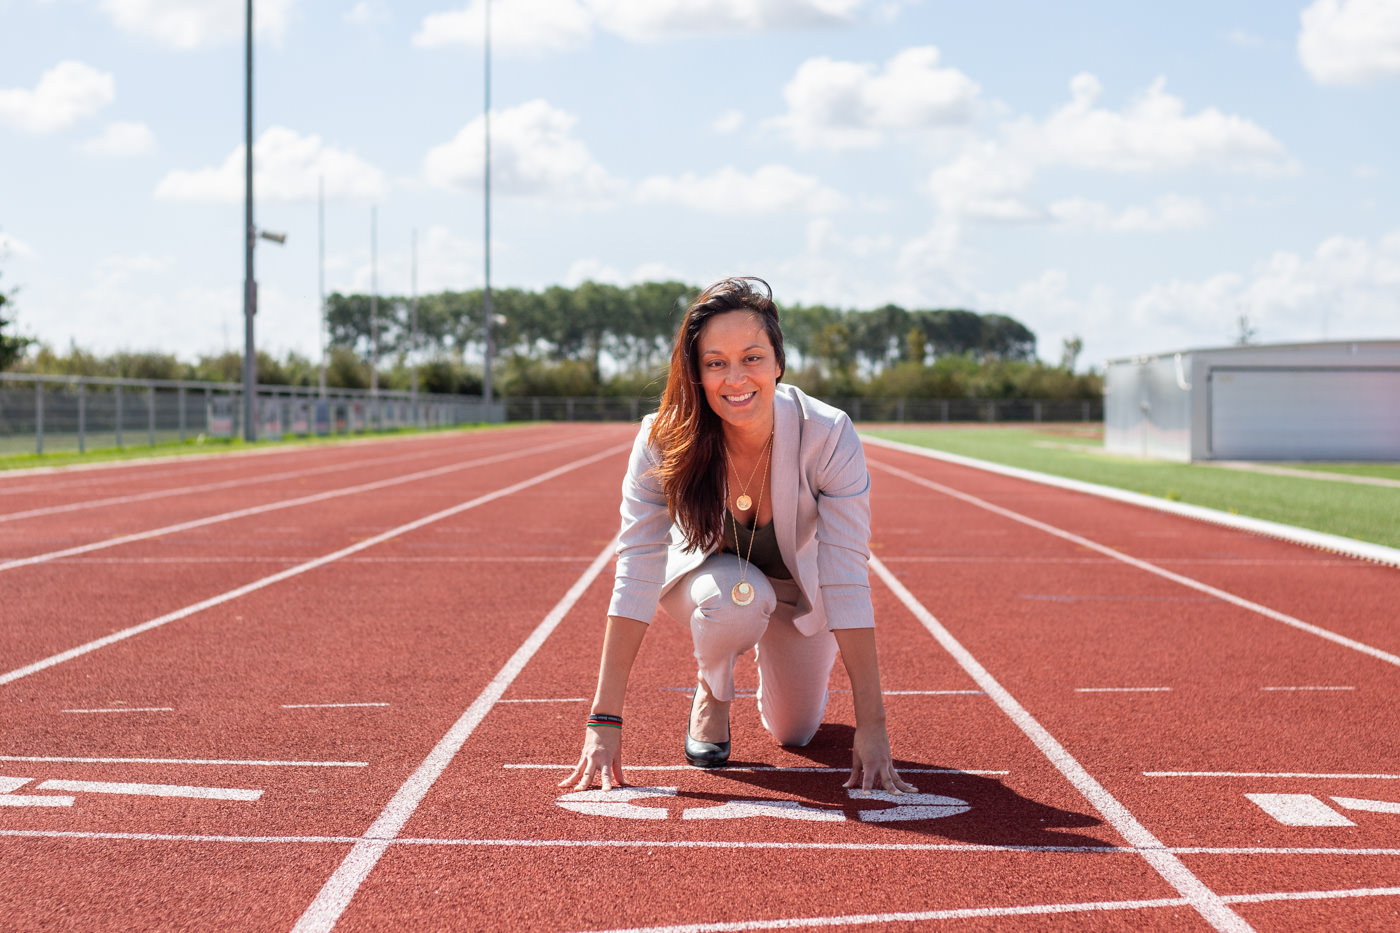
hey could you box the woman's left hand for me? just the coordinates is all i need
[843,720,918,794]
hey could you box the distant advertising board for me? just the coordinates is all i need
[207,397,235,439]
[349,402,365,432]
[260,399,283,441]
[315,401,332,436]
[291,400,311,436]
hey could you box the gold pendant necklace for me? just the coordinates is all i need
[725,433,772,512]
[728,435,772,607]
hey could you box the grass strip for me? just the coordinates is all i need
[861,425,1400,550]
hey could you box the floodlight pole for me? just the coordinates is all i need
[318,173,326,397]
[411,228,419,403]
[481,0,494,411]
[242,0,256,441]
[370,206,379,398]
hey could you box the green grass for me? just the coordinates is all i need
[0,424,494,472]
[861,425,1400,550]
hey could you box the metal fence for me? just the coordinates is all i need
[505,395,1103,424]
[0,373,500,456]
[1,373,1104,456]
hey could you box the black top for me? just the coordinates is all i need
[720,509,792,580]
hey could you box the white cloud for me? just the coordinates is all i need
[774,46,980,149]
[80,121,157,157]
[0,61,114,134]
[154,127,386,202]
[1049,194,1212,232]
[0,232,40,261]
[804,217,894,257]
[1007,74,1296,175]
[636,164,846,214]
[96,0,299,49]
[344,1,389,27]
[1226,29,1266,47]
[926,142,1041,222]
[414,0,877,51]
[414,0,593,52]
[423,99,618,204]
[1299,0,1400,85]
[712,109,745,134]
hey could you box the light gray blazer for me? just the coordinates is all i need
[607,383,874,637]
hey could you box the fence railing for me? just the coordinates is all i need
[1,373,1103,456]
[505,395,1103,424]
[0,373,500,456]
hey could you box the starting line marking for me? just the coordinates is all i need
[503,764,1010,775]
[62,707,174,714]
[572,886,1400,933]
[496,698,589,704]
[281,703,390,709]
[1075,687,1172,693]
[0,755,366,768]
[1261,686,1355,691]
[34,779,262,801]
[1248,793,1355,827]
[1147,771,1400,780]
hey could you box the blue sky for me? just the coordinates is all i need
[2,0,1397,372]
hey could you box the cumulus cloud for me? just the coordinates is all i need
[1007,74,1296,175]
[414,0,592,52]
[423,99,618,204]
[774,46,980,149]
[712,109,745,134]
[926,142,1040,222]
[154,127,386,202]
[80,121,157,157]
[344,1,390,27]
[636,164,846,214]
[414,0,877,50]
[1298,0,1400,85]
[0,61,114,134]
[96,0,300,49]
[1049,194,1212,232]
[0,232,40,261]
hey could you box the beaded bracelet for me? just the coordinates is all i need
[587,713,623,729]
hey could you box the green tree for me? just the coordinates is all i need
[0,267,32,370]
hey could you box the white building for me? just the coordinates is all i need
[1104,340,1400,462]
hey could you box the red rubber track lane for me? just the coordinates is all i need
[2,425,1397,932]
[0,427,608,673]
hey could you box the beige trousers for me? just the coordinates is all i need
[660,552,839,747]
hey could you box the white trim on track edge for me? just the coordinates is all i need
[860,434,1400,570]
[867,458,1400,670]
[0,443,629,687]
[290,538,618,933]
[869,555,1254,933]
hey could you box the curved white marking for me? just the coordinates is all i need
[556,786,676,820]
[847,789,970,822]
[682,800,844,822]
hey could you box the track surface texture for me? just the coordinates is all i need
[2,425,1396,932]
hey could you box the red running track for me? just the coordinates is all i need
[1,425,1397,932]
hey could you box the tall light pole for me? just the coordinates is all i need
[242,0,256,441]
[318,173,326,397]
[481,0,494,411]
[370,206,379,399]
[411,228,419,405]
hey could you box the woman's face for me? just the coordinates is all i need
[696,310,782,434]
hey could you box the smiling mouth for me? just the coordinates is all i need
[725,391,756,403]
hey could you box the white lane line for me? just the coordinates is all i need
[870,459,1400,671]
[1075,687,1172,693]
[0,440,491,523]
[0,776,32,792]
[1247,793,1354,827]
[62,707,174,713]
[1261,686,1355,691]
[0,443,628,688]
[501,764,1009,775]
[862,435,1400,569]
[572,886,1400,933]
[1146,771,1400,779]
[883,690,984,695]
[8,828,1400,858]
[0,795,75,807]
[496,698,588,704]
[290,538,618,933]
[1332,797,1400,815]
[281,703,390,709]
[0,435,589,573]
[36,779,262,801]
[0,755,366,767]
[870,555,1253,933]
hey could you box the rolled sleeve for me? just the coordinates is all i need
[607,422,672,623]
[814,416,875,630]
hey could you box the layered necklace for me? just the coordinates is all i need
[725,433,773,607]
[725,433,773,513]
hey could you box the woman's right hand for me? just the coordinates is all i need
[559,726,624,791]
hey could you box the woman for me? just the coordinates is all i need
[561,276,915,795]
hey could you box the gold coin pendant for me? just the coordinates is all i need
[735,494,752,512]
[731,581,754,606]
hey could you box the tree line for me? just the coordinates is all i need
[4,278,1101,400]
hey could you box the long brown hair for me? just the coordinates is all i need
[648,276,786,552]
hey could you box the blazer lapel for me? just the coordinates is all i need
[772,386,799,574]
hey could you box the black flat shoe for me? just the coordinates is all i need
[684,685,730,768]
